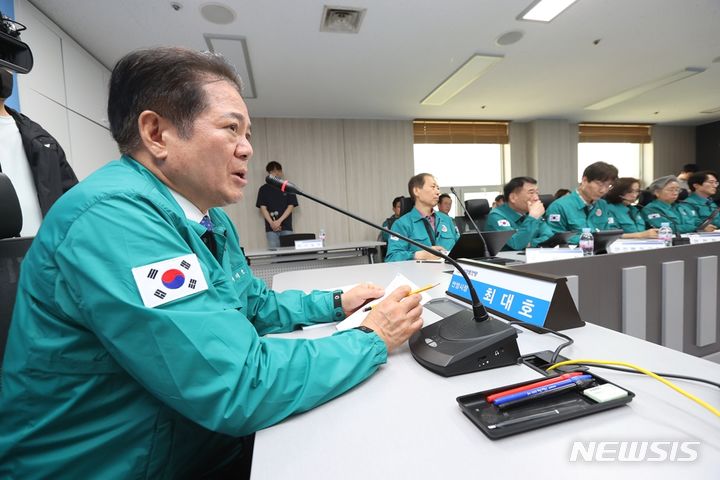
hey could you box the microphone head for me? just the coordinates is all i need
[265,175,300,194]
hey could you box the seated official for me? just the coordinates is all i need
[385,173,459,262]
[683,171,720,230]
[642,175,702,233]
[0,47,425,479]
[486,176,553,250]
[545,161,619,243]
[379,196,403,242]
[604,177,658,238]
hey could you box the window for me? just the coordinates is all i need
[577,123,650,182]
[413,120,508,217]
[577,143,643,182]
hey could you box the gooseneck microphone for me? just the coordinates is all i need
[266,175,520,377]
[450,187,489,258]
[696,206,720,232]
[268,175,489,321]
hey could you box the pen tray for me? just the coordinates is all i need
[457,372,634,440]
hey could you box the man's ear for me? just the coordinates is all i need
[137,110,171,160]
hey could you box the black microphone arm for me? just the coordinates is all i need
[266,175,489,322]
[449,186,489,257]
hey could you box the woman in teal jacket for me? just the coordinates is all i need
[642,175,700,233]
[603,177,658,238]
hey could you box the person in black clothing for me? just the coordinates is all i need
[255,161,298,248]
[1,68,77,236]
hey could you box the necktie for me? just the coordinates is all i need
[200,215,217,256]
[200,215,214,232]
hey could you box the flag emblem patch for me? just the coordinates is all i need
[132,253,208,308]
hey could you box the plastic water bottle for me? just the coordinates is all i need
[579,228,594,256]
[658,222,673,247]
[319,228,326,246]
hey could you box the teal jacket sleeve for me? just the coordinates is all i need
[545,201,580,244]
[384,217,416,262]
[54,195,387,436]
[486,209,542,250]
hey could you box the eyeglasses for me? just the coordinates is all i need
[591,180,613,190]
[704,180,719,186]
[662,188,681,193]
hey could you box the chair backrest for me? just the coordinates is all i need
[399,196,414,216]
[637,189,655,207]
[0,173,22,239]
[464,199,490,231]
[0,237,34,368]
[539,194,554,210]
[279,233,316,247]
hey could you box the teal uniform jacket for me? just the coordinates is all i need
[605,203,647,233]
[0,156,387,479]
[642,199,700,233]
[544,190,617,244]
[486,204,554,250]
[385,207,459,262]
[683,193,720,228]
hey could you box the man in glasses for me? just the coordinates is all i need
[545,161,619,244]
[683,171,720,230]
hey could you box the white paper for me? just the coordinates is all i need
[335,273,434,331]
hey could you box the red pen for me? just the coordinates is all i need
[486,372,585,403]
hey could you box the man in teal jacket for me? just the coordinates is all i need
[0,47,423,479]
[684,171,720,230]
[385,173,459,262]
[545,161,619,244]
[642,175,703,233]
[486,176,554,250]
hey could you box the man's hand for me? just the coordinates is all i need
[271,220,282,232]
[527,199,545,219]
[638,228,659,238]
[360,286,424,353]
[341,283,385,316]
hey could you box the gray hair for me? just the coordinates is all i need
[648,175,679,193]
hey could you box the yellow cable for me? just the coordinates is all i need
[547,359,720,418]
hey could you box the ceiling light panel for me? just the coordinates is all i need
[518,0,578,22]
[421,54,503,106]
[204,34,257,98]
[585,67,706,110]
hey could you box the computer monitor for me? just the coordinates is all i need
[448,230,515,260]
[536,231,574,248]
[592,229,624,254]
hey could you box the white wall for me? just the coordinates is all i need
[223,118,413,250]
[14,0,118,179]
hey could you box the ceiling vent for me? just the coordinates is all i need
[320,6,366,33]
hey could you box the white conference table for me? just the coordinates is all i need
[251,261,720,479]
[244,240,384,286]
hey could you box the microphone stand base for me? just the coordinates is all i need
[409,310,520,377]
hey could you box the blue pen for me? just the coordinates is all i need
[493,374,592,406]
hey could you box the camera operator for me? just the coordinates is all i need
[1,15,78,236]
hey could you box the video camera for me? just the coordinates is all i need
[0,10,33,73]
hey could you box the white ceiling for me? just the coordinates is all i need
[27,0,720,125]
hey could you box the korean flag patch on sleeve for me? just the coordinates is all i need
[132,253,208,308]
[548,214,561,222]
[497,219,511,227]
[647,213,661,219]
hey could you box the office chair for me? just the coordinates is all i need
[278,233,316,247]
[399,196,414,216]
[464,199,491,231]
[637,189,655,208]
[539,194,554,210]
[0,173,34,375]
